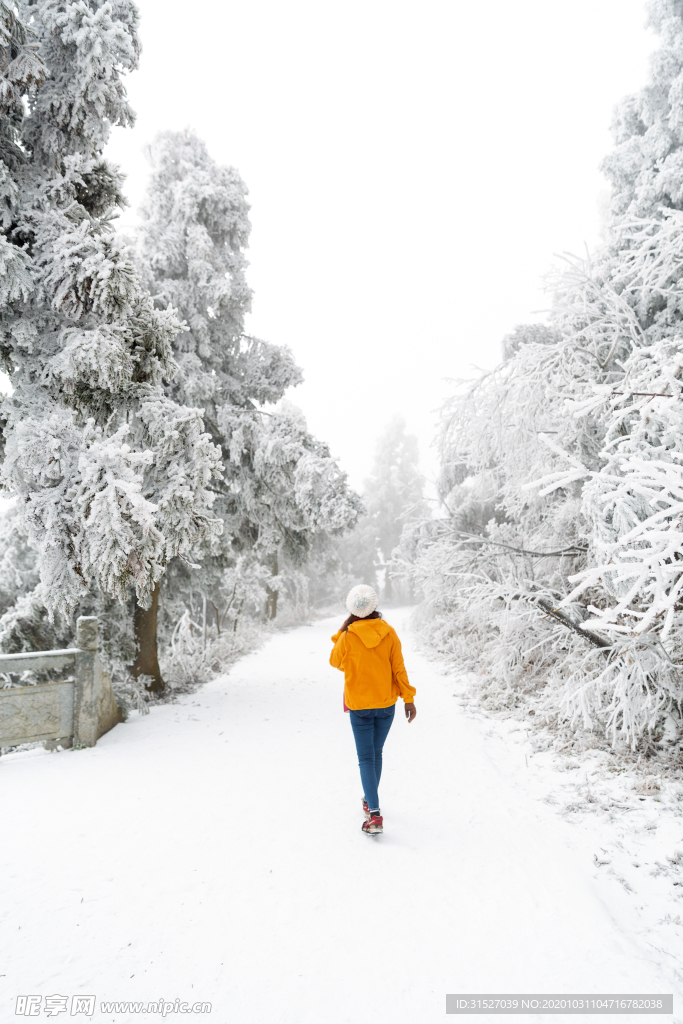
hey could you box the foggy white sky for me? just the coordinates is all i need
[106,0,655,491]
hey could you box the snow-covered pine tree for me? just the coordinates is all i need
[399,0,683,751]
[0,3,222,690]
[136,131,362,642]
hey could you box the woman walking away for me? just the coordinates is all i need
[330,585,416,836]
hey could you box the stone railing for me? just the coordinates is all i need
[0,616,121,752]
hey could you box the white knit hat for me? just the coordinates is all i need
[346,584,378,618]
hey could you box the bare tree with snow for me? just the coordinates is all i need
[399,0,683,752]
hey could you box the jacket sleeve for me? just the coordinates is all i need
[329,631,345,671]
[390,631,416,703]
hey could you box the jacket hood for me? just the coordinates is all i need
[347,618,391,648]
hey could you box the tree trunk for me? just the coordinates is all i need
[384,564,393,602]
[265,553,279,620]
[132,582,164,692]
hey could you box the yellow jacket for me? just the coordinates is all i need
[329,618,416,711]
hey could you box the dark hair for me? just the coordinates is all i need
[340,610,382,633]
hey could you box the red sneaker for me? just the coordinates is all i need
[362,798,371,820]
[362,813,383,835]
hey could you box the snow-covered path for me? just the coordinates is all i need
[2,611,681,1024]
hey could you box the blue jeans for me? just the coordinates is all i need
[349,705,396,813]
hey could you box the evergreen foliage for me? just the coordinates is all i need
[0,1,221,642]
[0,12,360,695]
[136,131,363,638]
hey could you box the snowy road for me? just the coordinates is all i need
[2,611,681,1024]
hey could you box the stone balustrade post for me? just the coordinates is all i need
[73,616,99,747]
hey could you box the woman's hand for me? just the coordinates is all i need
[404,702,417,724]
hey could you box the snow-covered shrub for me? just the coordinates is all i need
[111,675,150,720]
[161,609,270,693]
